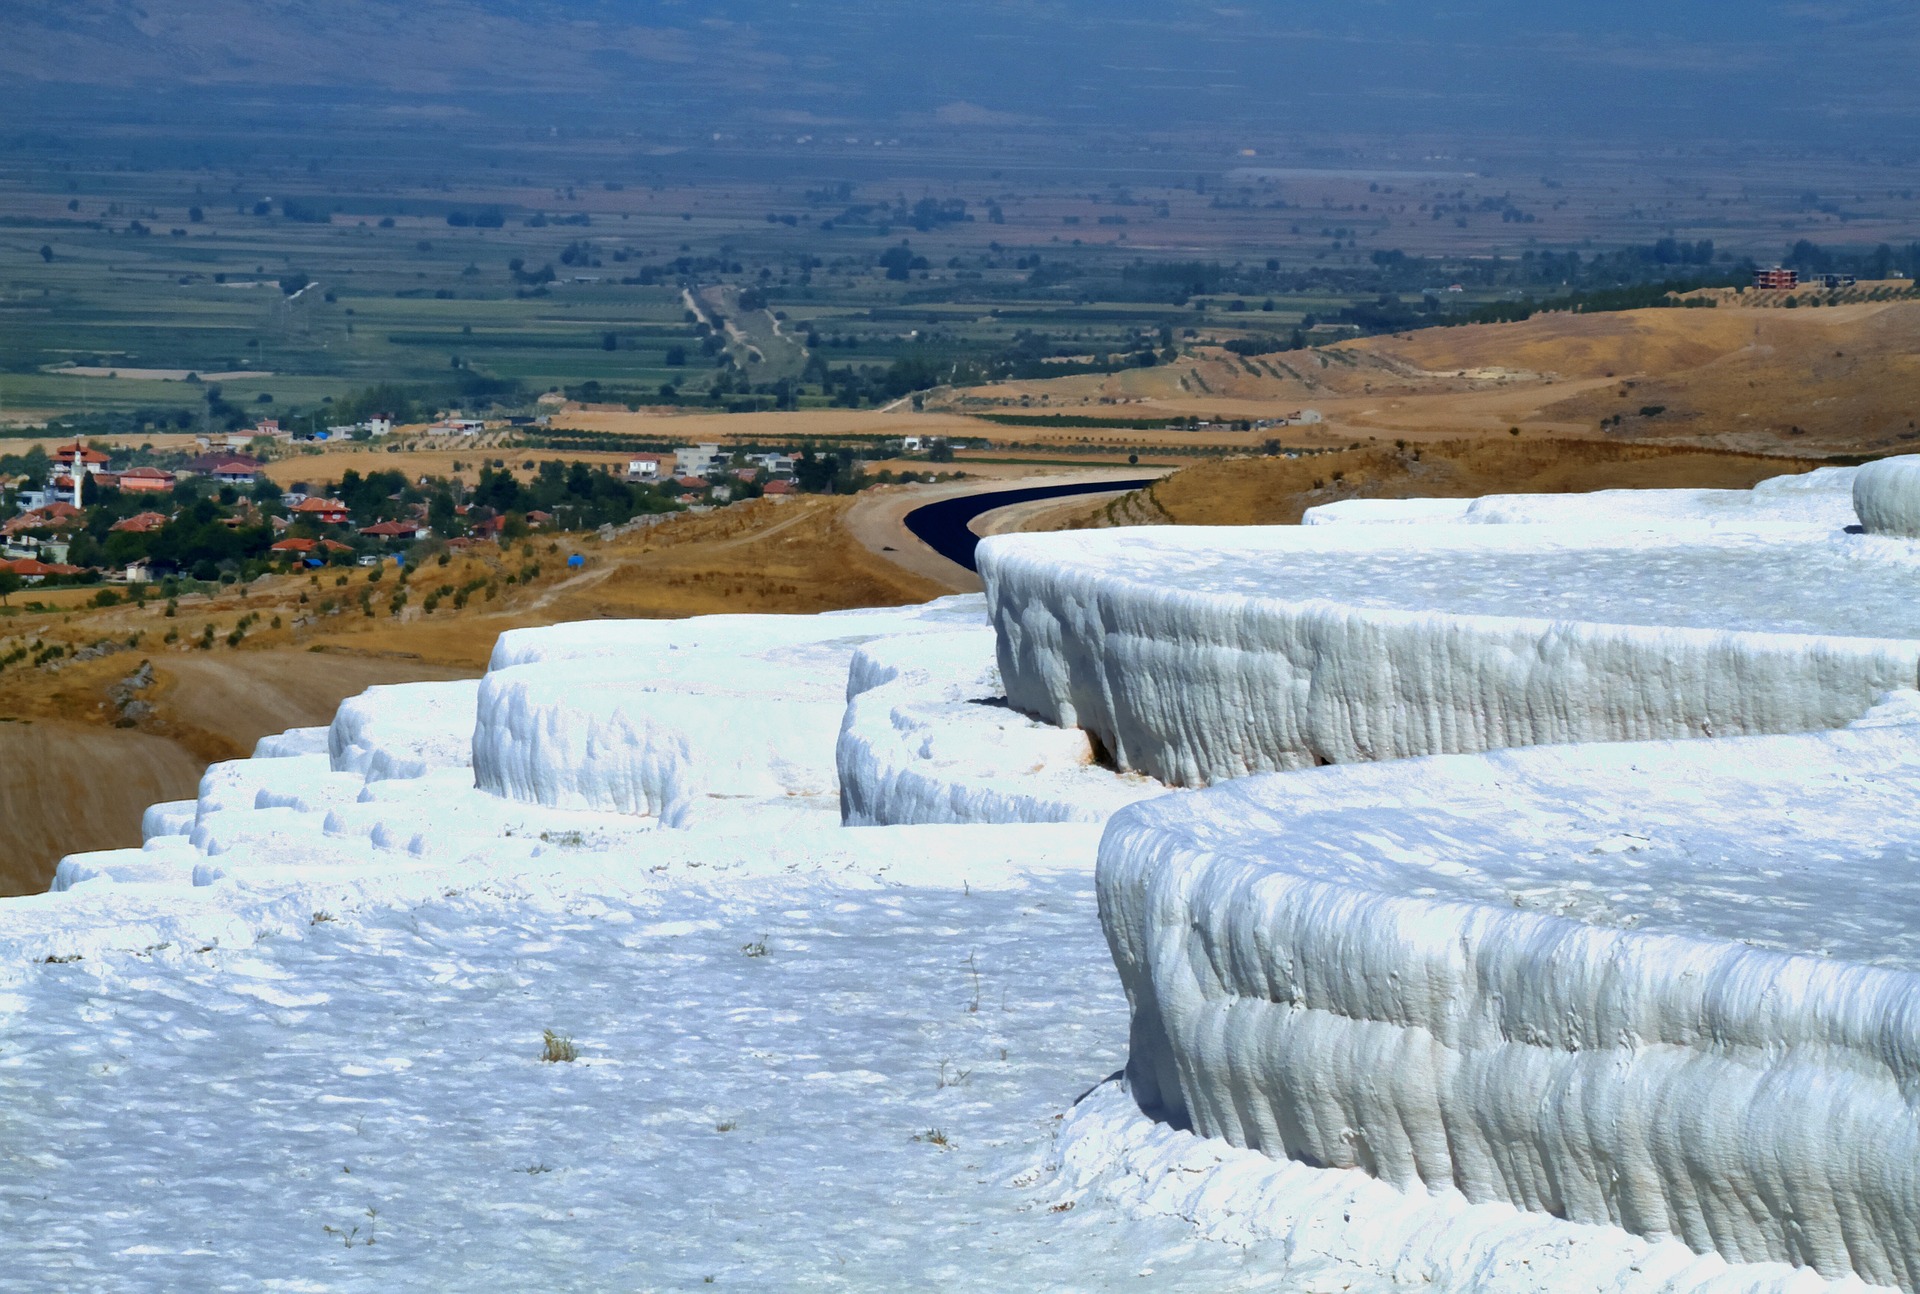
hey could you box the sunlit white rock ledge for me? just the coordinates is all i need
[1304,463,1861,531]
[1097,703,1920,1290]
[981,512,1920,786]
[471,597,986,825]
[837,628,1170,825]
[1853,456,1920,538]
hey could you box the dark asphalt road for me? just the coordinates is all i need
[902,478,1156,572]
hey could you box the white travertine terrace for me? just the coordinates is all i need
[1854,456,1920,537]
[1304,463,1860,530]
[470,597,986,825]
[1097,706,1920,1289]
[28,459,1920,1291]
[979,516,1920,786]
[836,629,1169,825]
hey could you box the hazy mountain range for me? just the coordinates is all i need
[4,1,1917,150]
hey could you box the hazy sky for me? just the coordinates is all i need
[5,1,1917,149]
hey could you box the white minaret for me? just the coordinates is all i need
[70,436,87,509]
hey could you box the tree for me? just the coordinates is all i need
[0,570,20,606]
[188,206,204,223]
[879,242,919,281]
[428,490,457,536]
[38,245,52,263]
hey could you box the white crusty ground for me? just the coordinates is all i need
[1303,464,1860,531]
[18,464,1920,1292]
[1097,700,1920,1290]
[981,503,1920,785]
[838,628,1170,825]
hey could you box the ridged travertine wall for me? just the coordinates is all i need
[980,527,1920,786]
[471,599,988,825]
[1854,456,1920,537]
[1097,725,1920,1291]
[836,630,1167,825]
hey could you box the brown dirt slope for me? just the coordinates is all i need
[1055,439,1828,530]
[0,720,206,895]
[936,299,1920,459]
[150,655,477,763]
[528,496,950,623]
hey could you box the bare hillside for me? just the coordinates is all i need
[941,299,1920,459]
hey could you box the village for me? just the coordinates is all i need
[0,422,939,597]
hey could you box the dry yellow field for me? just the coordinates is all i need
[932,298,1920,459]
[258,442,635,489]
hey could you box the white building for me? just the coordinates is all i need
[674,444,724,478]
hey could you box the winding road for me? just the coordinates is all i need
[902,478,1157,573]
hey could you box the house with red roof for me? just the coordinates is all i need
[116,467,177,494]
[109,511,171,534]
[1,557,83,582]
[289,497,350,526]
[270,537,354,557]
[182,453,262,485]
[3,502,84,536]
[52,444,111,475]
[360,519,428,542]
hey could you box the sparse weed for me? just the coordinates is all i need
[937,1058,972,1089]
[740,935,769,958]
[912,1128,951,1148]
[541,1029,578,1063]
[322,1207,378,1247]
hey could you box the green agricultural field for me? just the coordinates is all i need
[0,131,1824,431]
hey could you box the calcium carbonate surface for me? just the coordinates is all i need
[981,520,1920,785]
[837,628,1170,825]
[1098,705,1920,1289]
[1304,464,1860,531]
[22,462,1920,1292]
